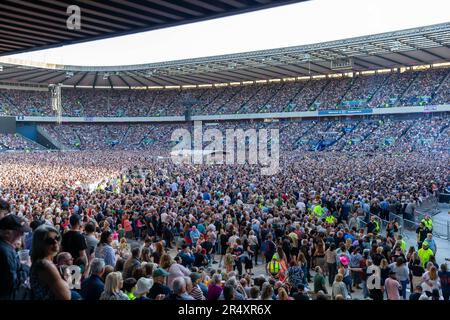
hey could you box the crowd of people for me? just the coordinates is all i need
[0,134,45,151]
[14,116,442,154]
[0,146,449,300]
[1,67,450,118]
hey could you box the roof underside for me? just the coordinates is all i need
[0,23,450,88]
[0,0,305,56]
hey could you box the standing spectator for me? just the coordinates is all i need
[94,231,116,267]
[0,215,31,300]
[389,257,409,300]
[416,222,428,249]
[409,256,425,290]
[190,226,201,247]
[313,266,328,294]
[422,265,441,295]
[263,234,276,264]
[61,214,87,261]
[325,243,338,286]
[84,222,99,256]
[438,263,450,301]
[423,233,437,256]
[385,271,402,300]
[331,274,349,300]
[30,225,71,300]
[123,247,141,279]
[418,242,434,268]
[286,260,304,289]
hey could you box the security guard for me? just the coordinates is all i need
[267,255,281,278]
[418,242,434,268]
[313,204,324,218]
[421,215,433,233]
[325,213,336,225]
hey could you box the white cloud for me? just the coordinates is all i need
[6,0,450,66]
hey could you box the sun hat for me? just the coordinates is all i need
[134,277,152,295]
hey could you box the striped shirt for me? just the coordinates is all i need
[191,285,206,300]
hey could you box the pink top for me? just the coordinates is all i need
[385,278,401,300]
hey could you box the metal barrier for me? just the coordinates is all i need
[431,220,450,240]
[357,217,367,230]
[389,212,404,236]
[404,218,450,241]
[416,195,440,218]
[403,219,419,241]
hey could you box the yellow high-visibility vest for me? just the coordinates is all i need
[313,205,323,217]
[268,260,280,274]
[418,248,433,267]
[422,218,433,231]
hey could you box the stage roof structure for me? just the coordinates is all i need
[0,0,305,56]
[0,22,449,88]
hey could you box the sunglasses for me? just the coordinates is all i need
[44,235,61,245]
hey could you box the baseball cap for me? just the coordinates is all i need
[190,272,202,283]
[153,268,169,278]
[0,215,31,232]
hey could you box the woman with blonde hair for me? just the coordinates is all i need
[422,265,440,294]
[380,258,390,286]
[118,237,129,257]
[331,274,349,300]
[100,272,129,300]
[277,287,292,300]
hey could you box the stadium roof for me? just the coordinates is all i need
[0,0,305,57]
[0,22,449,88]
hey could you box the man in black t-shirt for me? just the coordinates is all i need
[61,214,88,260]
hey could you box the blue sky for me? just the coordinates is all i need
[6,0,450,66]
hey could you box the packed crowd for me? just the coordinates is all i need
[27,116,447,153]
[1,68,450,118]
[0,148,449,300]
[0,134,45,152]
